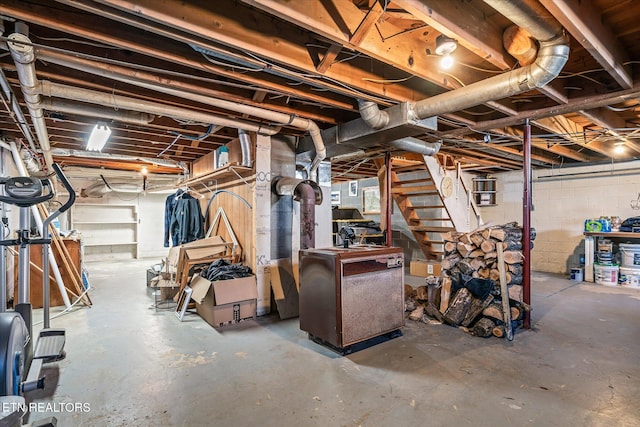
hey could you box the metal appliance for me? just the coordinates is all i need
[299,245,404,352]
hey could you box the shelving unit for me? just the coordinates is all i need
[70,203,139,260]
[472,177,497,206]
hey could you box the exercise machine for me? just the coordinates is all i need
[0,163,75,399]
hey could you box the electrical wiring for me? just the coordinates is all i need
[30,33,120,50]
[440,72,466,88]
[457,61,506,74]
[198,51,266,72]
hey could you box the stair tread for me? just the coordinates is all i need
[392,186,437,195]
[394,178,434,185]
[410,225,456,232]
[407,205,445,210]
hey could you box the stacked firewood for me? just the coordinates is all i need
[406,222,530,339]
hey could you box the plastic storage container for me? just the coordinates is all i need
[217,146,229,168]
[619,266,640,288]
[619,243,640,267]
[594,264,619,286]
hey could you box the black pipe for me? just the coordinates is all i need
[296,183,316,249]
[385,152,392,247]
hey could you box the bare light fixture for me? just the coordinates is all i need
[434,34,458,70]
[86,123,111,151]
[614,142,626,154]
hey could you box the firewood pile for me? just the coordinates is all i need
[405,222,530,339]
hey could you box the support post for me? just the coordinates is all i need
[523,119,532,328]
[385,152,392,247]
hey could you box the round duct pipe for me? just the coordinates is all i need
[273,177,323,250]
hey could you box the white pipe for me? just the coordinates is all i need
[38,80,280,136]
[40,98,155,125]
[6,33,54,172]
[8,141,72,309]
[0,69,38,153]
[36,50,326,175]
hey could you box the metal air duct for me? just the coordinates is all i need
[300,0,569,157]
[35,50,327,176]
[6,33,54,171]
[238,129,253,167]
[273,177,323,250]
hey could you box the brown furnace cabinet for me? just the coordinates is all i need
[299,245,404,352]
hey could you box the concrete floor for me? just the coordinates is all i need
[22,259,640,426]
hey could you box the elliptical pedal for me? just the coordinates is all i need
[34,329,66,362]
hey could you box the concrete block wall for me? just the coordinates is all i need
[479,160,640,274]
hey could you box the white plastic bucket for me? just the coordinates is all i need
[619,266,640,289]
[594,264,619,286]
[570,267,583,282]
[619,243,640,267]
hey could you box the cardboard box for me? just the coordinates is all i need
[190,275,257,328]
[149,273,180,299]
[410,260,442,277]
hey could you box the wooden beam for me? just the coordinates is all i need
[393,0,513,70]
[350,1,384,46]
[540,0,633,90]
[95,0,426,101]
[315,44,343,74]
[9,0,356,112]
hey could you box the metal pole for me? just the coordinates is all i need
[523,119,532,329]
[385,152,393,247]
[18,207,30,305]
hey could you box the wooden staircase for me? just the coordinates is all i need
[379,154,482,260]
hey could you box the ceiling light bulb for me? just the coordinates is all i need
[440,54,454,70]
[141,166,148,175]
[434,35,457,56]
[614,144,625,154]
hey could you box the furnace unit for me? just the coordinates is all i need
[299,245,404,352]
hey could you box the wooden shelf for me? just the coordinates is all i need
[83,241,138,247]
[180,164,253,187]
[584,232,640,238]
[74,221,137,224]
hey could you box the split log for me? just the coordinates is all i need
[415,285,428,301]
[483,226,522,242]
[441,253,462,270]
[456,242,475,258]
[443,288,473,326]
[472,317,496,337]
[478,267,490,279]
[444,241,457,253]
[490,269,500,282]
[469,249,485,258]
[507,264,523,276]
[439,277,452,313]
[457,260,475,275]
[426,281,440,306]
[470,233,484,247]
[508,284,523,302]
[424,302,444,322]
[404,284,416,298]
[442,231,463,242]
[405,297,416,312]
[484,251,497,260]
[503,251,524,264]
[461,294,494,327]
[502,239,523,251]
[509,273,523,285]
[458,233,473,245]
[483,302,521,322]
[492,324,505,338]
[469,257,486,271]
[409,305,425,321]
[480,239,496,253]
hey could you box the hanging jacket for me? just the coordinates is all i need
[169,197,205,246]
[164,190,202,247]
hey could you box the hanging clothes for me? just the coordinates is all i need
[164,189,204,247]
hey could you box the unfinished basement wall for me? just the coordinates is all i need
[478,160,640,274]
